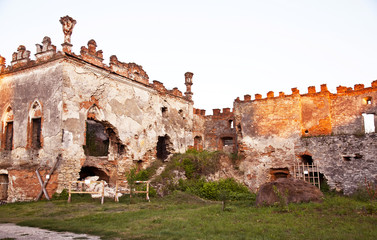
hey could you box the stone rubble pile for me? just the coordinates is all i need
[83,176,123,199]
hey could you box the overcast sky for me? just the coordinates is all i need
[1,0,377,113]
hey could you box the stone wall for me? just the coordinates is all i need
[58,58,193,190]
[296,134,377,195]
[233,82,377,193]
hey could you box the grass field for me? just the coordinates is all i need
[0,192,376,240]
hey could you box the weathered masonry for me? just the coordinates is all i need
[0,16,194,202]
[231,85,377,194]
[1,16,377,201]
[193,85,377,194]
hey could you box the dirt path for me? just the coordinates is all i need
[0,223,101,240]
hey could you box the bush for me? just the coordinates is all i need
[177,178,254,201]
[135,170,149,181]
[52,189,69,200]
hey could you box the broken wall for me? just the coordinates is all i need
[58,57,193,190]
[234,82,377,193]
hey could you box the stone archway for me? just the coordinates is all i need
[79,166,109,183]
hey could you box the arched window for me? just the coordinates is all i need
[27,101,43,149]
[2,106,14,150]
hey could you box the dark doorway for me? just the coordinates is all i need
[156,135,172,161]
[0,174,8,200]
[300,154,313,165]
[84,120,109,156]
[79,166,109,182]
[5,122,13,150]
[32,118,41,149]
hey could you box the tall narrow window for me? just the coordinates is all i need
[84,120,109,156]
[2,106,14,151]
[5,122,13,151]
[229,120,234,129]
[28,101,43,150]
[32,118,42,149]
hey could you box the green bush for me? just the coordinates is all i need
[182,158,195,179]
[135,170,149,181]
[177,178,254,201]
[52,189,69,200]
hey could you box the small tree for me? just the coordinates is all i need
[219,190,230,211]
[126,168,137,203]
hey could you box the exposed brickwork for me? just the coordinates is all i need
[8,169,58,202]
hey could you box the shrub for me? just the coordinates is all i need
[135,170,149,181]
[177,178,254,201]
[52,189,69,200]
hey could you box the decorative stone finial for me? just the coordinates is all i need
[35,36,57,62]
[59,15,77,53]
[184,72,194,101]
[11,45,31,67]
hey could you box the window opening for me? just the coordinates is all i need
[363,96,372,105]
[362,113,375,133]
[31,118,42,149]
[343,156,352,161]
[161,107,168,117]
[84,120,109,156]
[156,135,172,161]
[4,122,13,150]
[229,120,234,129]
[221,137,233,146]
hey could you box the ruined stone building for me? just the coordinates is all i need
[1,16,376,202]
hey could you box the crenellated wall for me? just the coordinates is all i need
[233,81,377,193]
[193,108,236,153]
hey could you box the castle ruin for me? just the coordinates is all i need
[0,16,376,202]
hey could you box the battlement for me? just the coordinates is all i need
[0,15,190,101]
[193,107,234,118]
[236,81,377,103]
[193,108,206,116]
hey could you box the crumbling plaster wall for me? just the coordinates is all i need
[0,60,64,201]
[234,94,302,191]
[58,59,193,190]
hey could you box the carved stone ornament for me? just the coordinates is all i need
[59,15,77,44]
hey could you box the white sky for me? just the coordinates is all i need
[1,0,377,113]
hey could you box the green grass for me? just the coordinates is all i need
[0,192,376,240]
